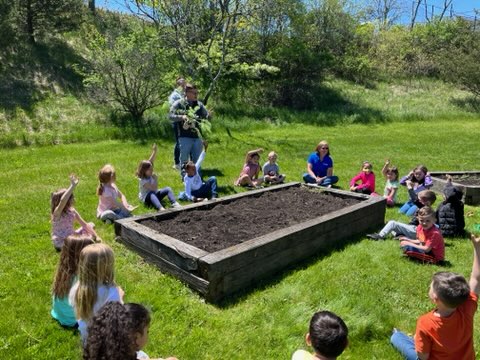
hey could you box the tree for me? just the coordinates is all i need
[85,24,173,120]
[16,0,84,44]
[361,0,405,28]
[131,0,249,104]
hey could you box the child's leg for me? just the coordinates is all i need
[390,330,417,360]
[379,221,416,239]
[156,187,176,204]
[145,192,165,210]
[206,176,218,198]
[405,204,419,217]
[252,177,263,187]
[192,177,218,199]
[399,200,413,214]
[235,174,253,186]
[99,210,120,223]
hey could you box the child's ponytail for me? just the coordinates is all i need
[97,164,115,196]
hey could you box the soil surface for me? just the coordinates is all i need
[141,187,362,252]
[439,174,480,186]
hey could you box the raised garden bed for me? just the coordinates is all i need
[429,171,480,205]
[115,182,386,302]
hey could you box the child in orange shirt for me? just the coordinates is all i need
[390,233,480,360]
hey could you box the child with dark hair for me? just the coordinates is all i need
[391,234,480,359]
[399,164,433,216]
[137,144,181,211]
[399,206,445,263]
[367,190,437,241]
[292,310,348,360]
[182,142,217,202]
[84,302,178,360]
[436,175,465,237]
[349,161,375,195]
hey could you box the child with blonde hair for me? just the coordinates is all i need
[349,161,375,195]
[97,164,137,223]
[69,243,124,341]
[381,160,399,207]
[262,151,286,184]
[51,175,99,251]
[137,144,181,210]
[51,235,95,327]
[234,148,264,188]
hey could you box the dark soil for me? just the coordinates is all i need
[141,187,362,252]
[439,174,480,186]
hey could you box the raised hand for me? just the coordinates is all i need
[69,174,79,187]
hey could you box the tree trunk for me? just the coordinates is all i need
[89,0,95,14]
[26,0,35,44]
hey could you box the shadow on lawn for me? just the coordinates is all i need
[0,39,87,111]
[450,96,480,113]
[215,232,366,309]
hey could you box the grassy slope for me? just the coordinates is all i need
[1,116,480,359]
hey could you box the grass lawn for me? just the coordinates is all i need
[1,116,480,359]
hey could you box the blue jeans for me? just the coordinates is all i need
[401,245,431,256]
[145,187,176,207]
[303,173,339,187]
[191,177,217,199]
[99,208,131,222]
[390,330,419,360]
[399,200,418,216]
[179,137,202,165]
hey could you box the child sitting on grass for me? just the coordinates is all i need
[292,311,348,360]
[51,175,99,251]
[97,164,137,224]
[399,206,445,263]
[367,190,437,240]
[436,175,465,237]
[84,302,178,360]
[262,151,286,185]
[391,233,480,359]
[136,144,181,211]
[235,148,264,188]
[349,161,375,195]
[399,165,433,216]
[381,160,399,207]
[182,142,217,202]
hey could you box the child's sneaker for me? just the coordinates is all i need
[158,206,166,211]
[366,233,384,240]
[171,202,182,208]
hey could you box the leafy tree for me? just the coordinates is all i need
[84,24,173,120]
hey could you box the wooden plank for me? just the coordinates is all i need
[118,223,207,271]
[116,235,209,295]
[205,215,375,301]
[429,172,480,205]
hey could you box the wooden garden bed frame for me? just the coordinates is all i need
[115,182,386,303]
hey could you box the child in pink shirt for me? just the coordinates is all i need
[234,148,264,188]
[349,161,375,195]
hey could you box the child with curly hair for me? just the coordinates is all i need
[84,302,178,360]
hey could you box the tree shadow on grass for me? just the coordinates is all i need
[450,96,480,113]
[215,232,365,308]
[109,112,173,142]
[216,83,386,127]
[0,38,88,111]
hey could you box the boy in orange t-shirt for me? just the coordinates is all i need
[390,233,480,360]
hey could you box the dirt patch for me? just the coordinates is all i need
[141,187,362,252]
[440,174,480,186]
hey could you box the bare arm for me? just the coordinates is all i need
[381,160,390,177]
[148,143,158,164]
[326,167,333,177]
[53,175,78,219]
[469,234,480,295]
[73,210,100,240]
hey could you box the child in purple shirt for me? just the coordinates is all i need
[235,148,264,188]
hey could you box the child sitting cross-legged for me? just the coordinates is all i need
[391,233,480,359]
[182,141,217,202]
[367,190,436,241]
[235,148,264,188]
[399,206,445,263]
[349,161,375,195]
[292,310,348,360]
[262,151,286,185]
